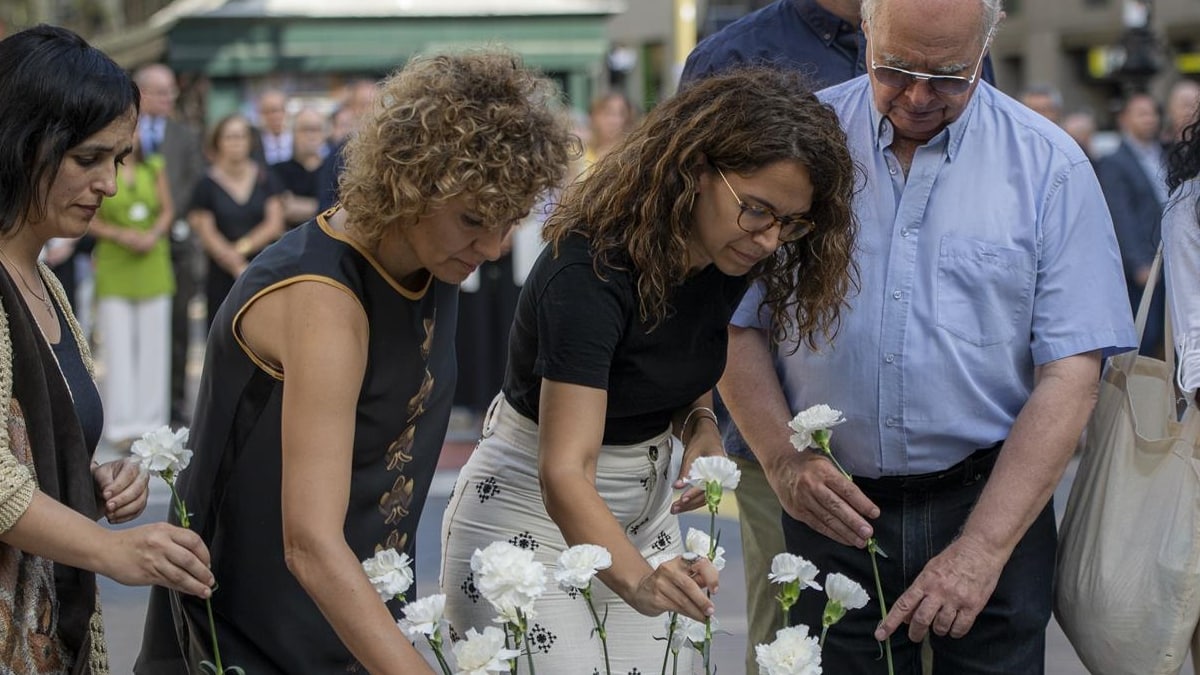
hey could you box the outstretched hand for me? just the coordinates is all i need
[627,555,719,623]
[874,535,1005,642]
[103,523,214,598]
[766,450,879,548]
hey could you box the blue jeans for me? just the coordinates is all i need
[782,448,1056,674]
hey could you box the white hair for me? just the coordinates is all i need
[861,0,1002,41]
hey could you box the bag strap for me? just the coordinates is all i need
[1123,243,1173,372]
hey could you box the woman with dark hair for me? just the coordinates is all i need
[189,113,285,324]
[137,51,572,673]
[440,65,858,671]
[1165,113,1200,407]
[0,24,213,673]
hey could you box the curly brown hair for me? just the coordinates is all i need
[339,51,574,247]
[544,66,858,349]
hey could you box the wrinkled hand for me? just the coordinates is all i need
[766,451,878,548]
[103,523,214,598]
[875,535,1006,642]
[628,555,718,623]
[670,433,726,514]
[92,458,149,524]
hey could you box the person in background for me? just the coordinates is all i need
[270,107,326,230]
[441,65,858,672]
[88,131,175,450]
[136,49,571,674]
[133,62,206,427]
[255,89,292,166]
[1063,108,1098,162]
[0,24,213,673]
[580,91,636,170]
[317,79,380,211]
[1164,79,1200,147]
[720,0,1134,671]
[1098,92,1168,357]
[189,113,285,325]
[1165,108,1200,408]
[681,1,995,669]
[1019,83,1063,124]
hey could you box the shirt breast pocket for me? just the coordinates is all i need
[936,235,1034,347]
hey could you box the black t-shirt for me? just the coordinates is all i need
[270,159,320,200]
[503,233,749,445]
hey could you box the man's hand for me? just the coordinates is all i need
[765,451,879,548]
[875,534,1007,642]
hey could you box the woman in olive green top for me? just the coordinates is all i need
[89,133,175,447]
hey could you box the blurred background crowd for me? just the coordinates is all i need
[0,0,1194,445]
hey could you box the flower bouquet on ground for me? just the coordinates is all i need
[131,426,242,675]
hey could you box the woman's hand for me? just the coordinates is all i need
[92,458,149,523]
[627,554,719,622]
[671,426,726,515]
[101,523,214,598]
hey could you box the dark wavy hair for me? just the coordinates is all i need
[544,66,858,349]
[339,50,573,247]
[1169,115,1200,220]
[0,24,140,234]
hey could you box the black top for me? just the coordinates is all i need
[138,211,458,673]
[188,167,284,244]
[503,233,749,445]
[50,303,101,455]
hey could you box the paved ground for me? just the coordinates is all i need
[94,433,1178,674]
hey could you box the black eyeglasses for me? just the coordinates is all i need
[716,168,815,244]
[869,31,993,96]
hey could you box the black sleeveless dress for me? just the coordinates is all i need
[136,209,457,673]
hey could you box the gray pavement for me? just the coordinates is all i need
[94,454,1184,674]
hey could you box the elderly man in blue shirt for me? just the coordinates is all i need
[719,0,1135,672]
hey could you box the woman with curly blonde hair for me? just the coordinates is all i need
[137,51,572,674]
[441,65,857,671]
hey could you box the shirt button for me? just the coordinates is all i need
[900,229,910,237]
[892,290,902,300]
[885,353,895,363]
[889,167,898,175]
[885,416,897,427]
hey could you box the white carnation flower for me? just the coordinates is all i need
[130,425,192,477]
[470,541,546,616]
[788,404,846,450]
[361,548,414,602]
[825,572,869,611]
[685,528,726,571]
[768,553,822,590]
[396,593,447,640]
[685,456,742,491]
[755,624,823,675]
[554,544,612,591]
[452,626,519,674]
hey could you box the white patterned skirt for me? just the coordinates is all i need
[440,395,693,673]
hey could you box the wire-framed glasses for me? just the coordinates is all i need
[715,167,815,244]
[869,31,993,95]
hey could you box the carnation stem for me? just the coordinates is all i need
[818,434,894,674]
[820,624,829,648]
[660,612,677,675]
[203,595,226,673]
[424,634,453,675]
[164,476,232,674]
[582,586,611,675]
[702,618,713,675]
[517,609,537,675]
[868,543,895,675]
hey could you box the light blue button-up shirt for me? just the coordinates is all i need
[732,77,1137,478]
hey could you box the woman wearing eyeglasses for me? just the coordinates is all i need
[439,66,858,672]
